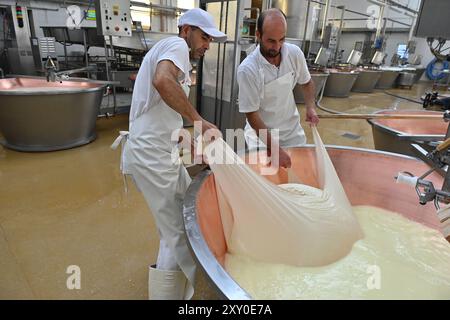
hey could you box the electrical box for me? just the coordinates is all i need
[31,37,59,70]
[323,24,339,50]
[95,0,132,37]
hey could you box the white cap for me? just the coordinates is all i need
[178,8,227,43]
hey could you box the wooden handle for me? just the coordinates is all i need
[437,138,450,152]
[318,114,444,120]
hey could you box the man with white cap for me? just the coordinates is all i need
[112,8,226,300]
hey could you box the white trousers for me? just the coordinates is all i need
[157,238,180,271]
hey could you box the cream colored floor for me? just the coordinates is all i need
[0,82,445,299]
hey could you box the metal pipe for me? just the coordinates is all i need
[218,0,230,130]
[63,40,68,69]
[109,35,117,115]
[56,66,96,77]
[213,0,225,126]
[302,0,311,51]
[103,37,110,82]
[320,0,331,41]
[229,0,245,133]
[326,18,410,27]
[318,114,444,120]
[408,15,417,41]
[375,3,385,41]
[82,28,89,76]
[334,5,345,62]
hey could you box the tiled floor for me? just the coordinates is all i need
[0,82,446,299]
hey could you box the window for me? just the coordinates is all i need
[397,44,409,59]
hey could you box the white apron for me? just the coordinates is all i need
[244,70,306,150]
[111,84,195,300]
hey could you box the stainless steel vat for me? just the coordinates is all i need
[183,146,444,299]
[367,110,447,157]
[396,71,416,88]
[414,67,426,83]
[351,70,382,93]
[293,72,329,104]
[0,77,106,152]
[376,68,400,89]
[323,70,359,97]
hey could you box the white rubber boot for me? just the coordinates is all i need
[148,265,187,300]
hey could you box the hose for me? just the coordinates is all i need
[426,59,449,81]
[382,90,422,105]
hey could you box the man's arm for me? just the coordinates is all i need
[299,79,319,125]
[153,60,217,133]
[246,111,291,168]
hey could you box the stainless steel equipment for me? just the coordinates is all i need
[7,5,36,75]
[371,51,386,65]
[183,146,444,299]
[367,110,447,157]
[351,70,382,93]
[199,0,246,136]
[413,67,426,83]
[347,49,362,66]
[397,110,450,240]
[322,24,339,56]
[95,0,132,37]
[272,0,304,39]
[272,0,320,41]
[293,72,329,104]
[314,47,331,66]
[0,77,106,152]
[31,37,58,71]
[375,68,400,89]
[396,71,416,88]
[323,70,359,97]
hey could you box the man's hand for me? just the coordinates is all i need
[267,146,291,168]
[195,118,222,142]
[278,147,292,168]
[306,106,320,126]
[192,119,221,164]
[200,119,219,135]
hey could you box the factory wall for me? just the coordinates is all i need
[325,0,448,81]
[0,0,199,70]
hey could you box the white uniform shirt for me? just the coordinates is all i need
[237,43,311,148]
[129,36,192,123]
[237,43,311,113]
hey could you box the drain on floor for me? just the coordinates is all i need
[341,132,361,140]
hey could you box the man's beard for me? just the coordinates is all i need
[260,46,280,58]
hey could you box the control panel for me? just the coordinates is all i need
[323,24,339,51]
[95,0,131,37]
